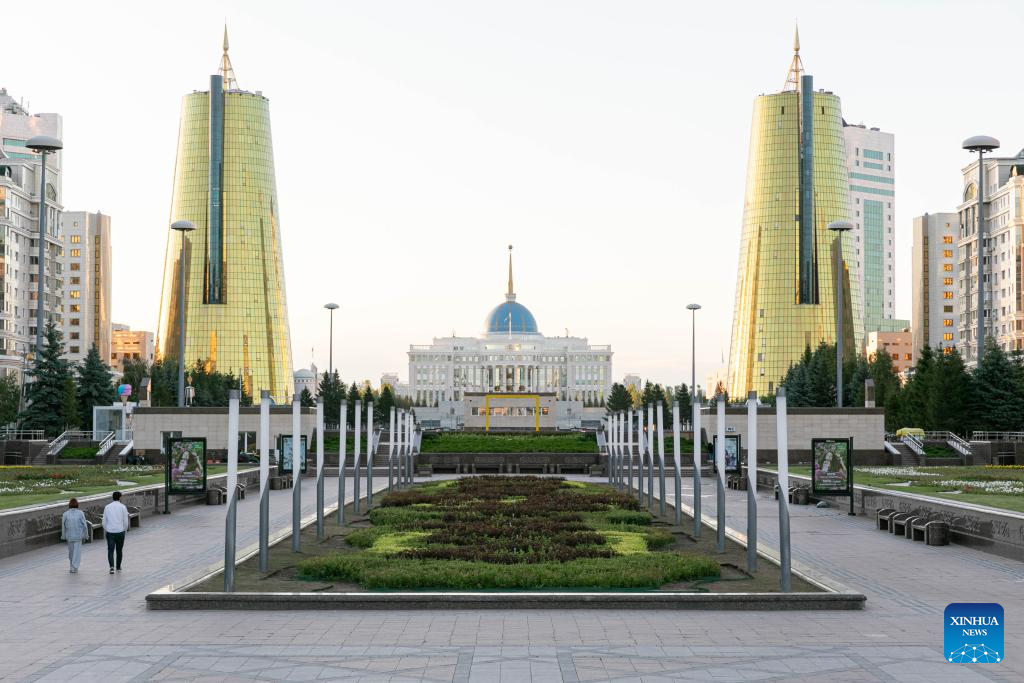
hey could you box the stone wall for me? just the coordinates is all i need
[132,407,318,458]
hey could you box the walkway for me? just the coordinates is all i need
[0,472,1020,682]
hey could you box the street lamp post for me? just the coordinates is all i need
[828,220,853,407]
[324,303,339,374]
[170,220,196,407]
[26,135,63,360]
[963,136,1000,363]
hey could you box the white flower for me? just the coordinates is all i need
[938,480,1024,494]
[854,466,940,478]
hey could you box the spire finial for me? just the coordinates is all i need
[219,22,239,90]
[506,244,515,300]
[783,21,804,91]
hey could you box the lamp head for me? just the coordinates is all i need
[324,302,339,311]
[171,220,196,232]
[963,135,1000,152]
[686,303,702,311]
[828,220,854,232]
[26,135,63,153]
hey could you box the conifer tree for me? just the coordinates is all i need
[77,345,116,430]
[20,322,72,436]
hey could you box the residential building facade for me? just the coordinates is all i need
[59,211,112,364]
[727,35,863,398]
[110,324,155,373]
[0,88,64,379]
[155,31,294,401]
[956,149,1024,364]
[843,123,907,336]
[866,329,913,375]
[911,212,959,362]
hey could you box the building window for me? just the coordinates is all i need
[943,264,953,272]
[70,304,80,312]
[891,353,899,361]
[943,291,954,299]
[943,333,954,341]
[69,290,80,299]
[943,235,953,244]
[70,235,81,244]
[904,353,911,361]
[943,249,954,258]
[70,249,81,257]
[70,346,80,354]
[944,319,954,327]
[943,277,954,286]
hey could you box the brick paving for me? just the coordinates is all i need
[0,472,1021,682]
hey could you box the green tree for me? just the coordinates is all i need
[121,358,149,399]
[376,384,396,423]
[149,358,178,407]
[346,382,361,423]
[20,322,73,436]
[61,377,80,430]
[898,345,936,429]
[673,383,692,419]
[185,360,251,407]
[318,370,345,421]
[300,387,315,408]
[76,345,116,430]
[929,348,973,435]
[971,340,1024,432]
[605,383,631,412]
[362,384,376,408]
[0,373,22,426]
[868,349,901,408]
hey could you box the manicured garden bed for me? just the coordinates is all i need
[58,446,99,460]
[195,476,820,595]
[420,433,598,454]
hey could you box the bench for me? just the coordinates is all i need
[127,505,142,529]
[888,512,913,535]
[912,518,950,545]
[875,508,898,531]
[83,512,104,542]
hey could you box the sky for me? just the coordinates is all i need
[4,0,1024,390]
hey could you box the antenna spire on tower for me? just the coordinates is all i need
[783,22,803,91]
[219,23,239,90]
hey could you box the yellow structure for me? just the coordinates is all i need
[727,31,863,398]
[156,29,293,401]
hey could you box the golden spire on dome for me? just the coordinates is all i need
[506,244,515,301]
[783,22,803,92]
[219,23,239,90]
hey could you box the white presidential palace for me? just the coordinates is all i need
[407,248,612,430]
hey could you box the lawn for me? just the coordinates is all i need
[0,464,247,510]
[297,477,718,589]
[420,432,598,454]
[775,465,1024,513]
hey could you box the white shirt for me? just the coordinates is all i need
[102,501,130,533]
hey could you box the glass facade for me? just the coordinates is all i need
[156,80,293,402]
[728,87,863,398]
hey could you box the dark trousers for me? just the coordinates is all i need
[106,531,125,569]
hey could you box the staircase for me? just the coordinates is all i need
[884,438,920,466]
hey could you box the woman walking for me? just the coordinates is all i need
[61,498,88,573]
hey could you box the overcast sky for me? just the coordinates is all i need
[5,0,1023,389]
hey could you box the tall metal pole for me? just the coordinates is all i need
[672,402,682,525]
[291,397,302,552]
[315,397,325,540]
[692,399,702,538]
[646,402,654,511]
[337,399,347,524]
[715,395,726,553]
[388,407,396,492]
[777,387,792,592]
[626,408,634,494]
[656,401,666,516]
[35,150,49,358]
[977,150,987,358]
[258,390,270,571]
[224,390,239,591]
[396,410,404,488]
[176,231,187,406]
[366,402,374,506]
[835,236,844,407]
[746,391,758,573]
[328,307,334,375]
[353,400,362,513]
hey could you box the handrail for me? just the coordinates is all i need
[972,431,1024,442]
[47,430,72,456]
[96,431,117,457]
[902,434,925,457]
[0,429,45,441]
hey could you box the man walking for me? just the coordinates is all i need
[102,491,130,574]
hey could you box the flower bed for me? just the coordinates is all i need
[297,477,718,589]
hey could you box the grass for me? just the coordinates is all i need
[297,476,719,589]
[923,445,958,459]
[420,432,598,454]
[58,446,99,459]
[772,465,1024,513]
[0,464,244,510]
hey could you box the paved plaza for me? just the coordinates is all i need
[0,473,1021,682]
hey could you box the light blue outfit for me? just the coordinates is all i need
[61,508,88,572]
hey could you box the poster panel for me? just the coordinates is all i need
[280,435,308,474]
[811,437,852,496]
[712,434,742,473]
[167,437,208,493]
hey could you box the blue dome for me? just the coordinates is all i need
[485,300,539,335]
